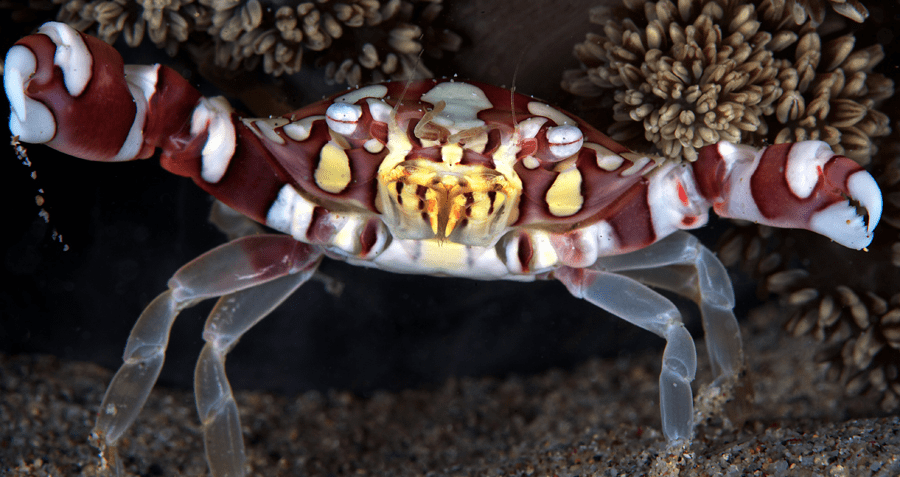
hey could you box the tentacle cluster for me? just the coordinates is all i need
[562,0,892,165]
[786,287,900,410]
[49,0,461,83]
[769,0,870,24]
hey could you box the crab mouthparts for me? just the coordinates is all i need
[379,161,521,247]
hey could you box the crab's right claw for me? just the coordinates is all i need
[4,39,56,144]
[693,141,882,250]
[4,21,165,162]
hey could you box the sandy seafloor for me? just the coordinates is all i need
[2,304,898,477]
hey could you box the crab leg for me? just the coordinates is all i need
[594,231,742,384]
[195,268,318,477]
[554,232,741,444]
[92,235,322,475]
[554,255,698,444]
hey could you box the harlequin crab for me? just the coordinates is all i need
[5,21,883,476]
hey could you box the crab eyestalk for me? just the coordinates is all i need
[692,141,882,250]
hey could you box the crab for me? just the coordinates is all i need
[4,21,883,477]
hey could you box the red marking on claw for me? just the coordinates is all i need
[677,180,689,206]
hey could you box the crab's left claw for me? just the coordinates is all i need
[808,165,881,249]
[692,140,882,250]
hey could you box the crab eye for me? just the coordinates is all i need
[325,102,362,136]
[546,125,583,159]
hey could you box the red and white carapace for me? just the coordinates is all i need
[5,21,882,477]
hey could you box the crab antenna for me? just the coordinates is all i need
[509,49,526,138]
[390,34,428,120]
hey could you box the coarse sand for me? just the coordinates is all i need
[2,305,898,476]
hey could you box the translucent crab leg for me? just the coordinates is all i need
[555,264,697,445]
[195,266,317,477]
[592,231,742,384]
[92,235,322,475]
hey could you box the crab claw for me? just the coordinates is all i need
[5,42,56,144]
[4,22,162,162]
[693,141,882,250]
[809,167,881,249]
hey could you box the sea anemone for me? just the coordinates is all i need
[561,0,891,165]
[785,286,900,410]
[770,0,870,24]
[761,27,892,165]
[564,0,897,408]
[49,0,461,84]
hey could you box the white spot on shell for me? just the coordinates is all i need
[522,156,540,169]
[714,141,758,178]
[123,64,160,97]
[584,143,624,171]
[284,115,325,141]
[112,80,148,160]
[621,153,652,176]
[364,138,384,153]
[334,84,388,104]
[367,99,393,123]
[527,102,576,126]
[420,82,492,131]
[252,118,288,145]
[110,64,161,161]
[516,117,547,139]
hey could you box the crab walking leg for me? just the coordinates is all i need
[555,265,698,444]
[92,235,322,473]
[594,231,742,385]
[195,269,317,477]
